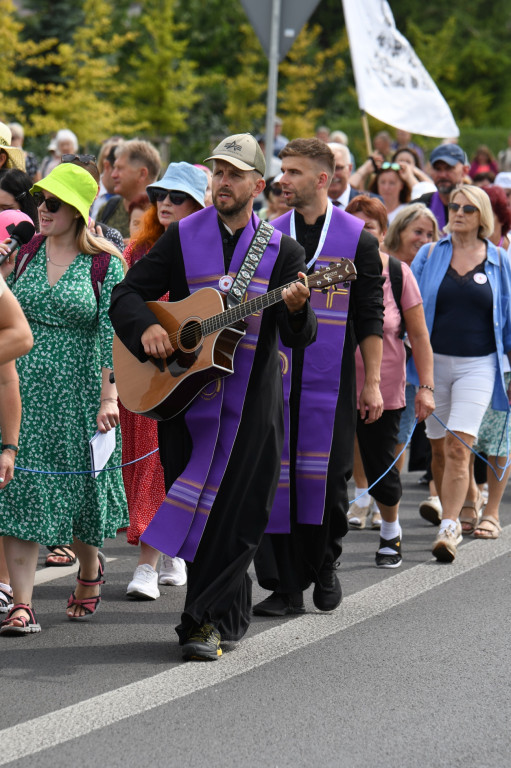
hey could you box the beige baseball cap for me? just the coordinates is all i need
[205,133,265,176]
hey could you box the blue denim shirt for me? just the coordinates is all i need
[410,235,511,411]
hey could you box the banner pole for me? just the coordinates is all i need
[361,111,373,156]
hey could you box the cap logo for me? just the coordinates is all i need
[224,140,243,152]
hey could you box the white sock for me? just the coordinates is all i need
[439,518,457,533]
[381,519,401,541]
[355,487,371,507]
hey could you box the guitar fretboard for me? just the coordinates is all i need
[201,278,305,337]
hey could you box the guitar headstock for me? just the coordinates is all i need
[307,259,357,289]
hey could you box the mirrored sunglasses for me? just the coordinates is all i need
[32,191,63,213]
[380,162,401,172]
[447,202,478,214]
[150,189,190,205]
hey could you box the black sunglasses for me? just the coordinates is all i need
[32,191,63,213]
[270,185,283,196]
[150,189,190,205]
[61,153,96,164]
[448,202,478,214]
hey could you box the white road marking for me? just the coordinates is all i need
[0,529,509,763]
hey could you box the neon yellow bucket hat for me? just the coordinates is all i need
[31,163,98,224]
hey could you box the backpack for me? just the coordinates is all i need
[387,254,412,360]
[96,194,122,227]
[14,233,111,307]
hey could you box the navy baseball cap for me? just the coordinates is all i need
[430,144,467,167]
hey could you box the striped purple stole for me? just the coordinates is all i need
[141,206,282,561]
[267,207,363,531]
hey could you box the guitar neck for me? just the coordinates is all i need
[201,278,306,337]
[200,259,356,337]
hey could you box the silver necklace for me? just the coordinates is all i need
[46,242,72,268]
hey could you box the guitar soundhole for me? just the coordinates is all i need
[178,319,202,352]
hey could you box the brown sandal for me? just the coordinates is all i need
[459,494,484,535]
[473,515,502,539]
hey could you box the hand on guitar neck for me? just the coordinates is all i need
[141,323,175,359]
[281,271,310,314]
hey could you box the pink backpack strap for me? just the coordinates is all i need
[15,234,45,281]
[90,251,111,306]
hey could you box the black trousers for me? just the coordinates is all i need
[356,408,404,507]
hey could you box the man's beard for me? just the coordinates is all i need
[436,180,456,196]
[213,188,252,219]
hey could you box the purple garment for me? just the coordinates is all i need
[430,191,447,234]
[141,207,282,560]
[267,207,363,531]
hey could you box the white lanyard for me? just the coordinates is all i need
[290,199,333,270]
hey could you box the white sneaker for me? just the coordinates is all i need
[419,495,443,526]
[159,555,187,586]
[432,520,463,563]
[126,564,160,600]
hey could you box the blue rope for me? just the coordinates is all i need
[349,408,511,508]
[14,448,159,476]
[431,412,511,482]
[349,417,418,505]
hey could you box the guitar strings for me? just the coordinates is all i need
[159,267,349,353]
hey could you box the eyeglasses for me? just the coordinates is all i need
[380,162,401,172]
[32,191,63,213]
[448,202,479,214]
[61,154,96,164]
[150,189,191,205]
[270,185,283,196]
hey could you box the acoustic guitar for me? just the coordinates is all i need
[112,259,356,420]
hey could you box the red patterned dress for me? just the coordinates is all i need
[119,242,168,545]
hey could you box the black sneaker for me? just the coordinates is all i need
[253,591,305,617]
[182,623,222,661]
[312,561,342,611]
[375,533,402,568]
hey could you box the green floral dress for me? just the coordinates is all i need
[0,242,128,546]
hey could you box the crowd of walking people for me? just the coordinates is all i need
[0,117,510,661]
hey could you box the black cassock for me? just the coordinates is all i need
[109,217,317,641]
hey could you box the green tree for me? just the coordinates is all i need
[0,0,57,122]
[124,0,201,141]
[26,0,138,143]
[224,24,267,133]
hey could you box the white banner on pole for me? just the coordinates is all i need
[342,0,459,138]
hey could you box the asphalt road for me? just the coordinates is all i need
[1,468,510,768]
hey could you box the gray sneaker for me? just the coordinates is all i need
[432,520,463,563]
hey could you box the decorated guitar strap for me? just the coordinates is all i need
[141,206,281,561]
[267,206,363,532]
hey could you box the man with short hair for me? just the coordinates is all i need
[415,143,469,234]
[327,142,381,208]
[97,139,161,238]
[109,133,316,661]
[254,138,384,617]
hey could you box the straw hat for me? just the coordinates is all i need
[0,122,26,171]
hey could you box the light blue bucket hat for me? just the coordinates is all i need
[146,162,207,208]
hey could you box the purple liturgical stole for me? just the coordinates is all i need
[267,206,363,532]
[430,191,447,234]
[141,206,282,561]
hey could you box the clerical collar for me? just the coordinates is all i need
[291,199,333,269]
